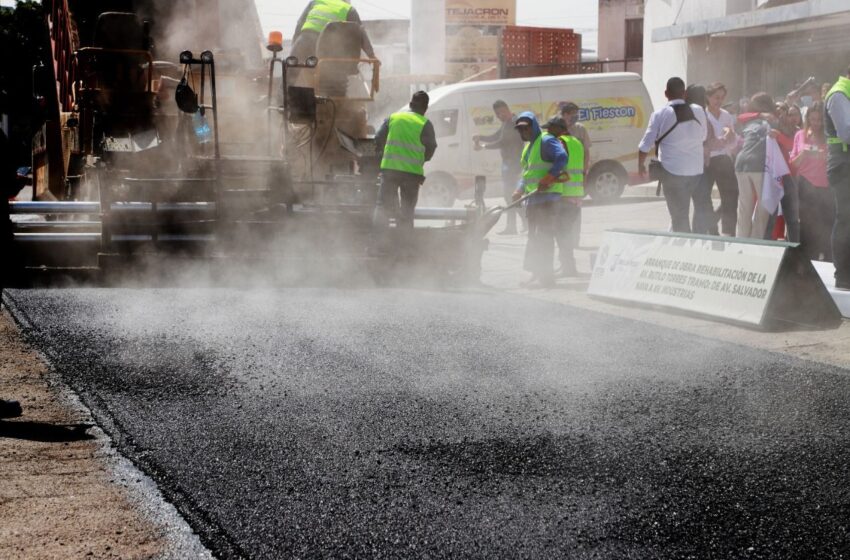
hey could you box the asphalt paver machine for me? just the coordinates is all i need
[9,0,492,285]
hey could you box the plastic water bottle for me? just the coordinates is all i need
[192,111,212,144]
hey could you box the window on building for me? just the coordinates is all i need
[625,18,644,60]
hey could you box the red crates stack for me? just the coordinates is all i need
[501,26,582,68]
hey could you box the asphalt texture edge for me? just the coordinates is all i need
[5,287,850,559]
[2,292,219,560]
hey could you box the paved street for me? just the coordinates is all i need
[6,282,850,559]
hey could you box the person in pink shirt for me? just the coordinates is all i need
[791,101,833,260]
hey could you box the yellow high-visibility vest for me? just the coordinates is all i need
[301,0,352,34]
[826,76,850,152]
[559,135,585,198]
[380,111,429,176]
[521,134,565,195]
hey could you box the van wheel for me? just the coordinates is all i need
[587,162,627,203]
[421,172,457,207]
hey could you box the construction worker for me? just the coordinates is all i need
[512,112,567,288]
[373,91,437,255]
[290,0,377,64]
[559,102,591,175]
[542,117,585,277]
[826,64,850,290]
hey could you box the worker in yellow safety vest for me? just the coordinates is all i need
[290,0,376,66]
[511,112,568,288]
[825,63,850,290]
[542,116,585,277]
[372,91,438,256]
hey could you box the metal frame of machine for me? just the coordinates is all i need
[7,2,494,286]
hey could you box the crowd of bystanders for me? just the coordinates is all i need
[639,68,850,287]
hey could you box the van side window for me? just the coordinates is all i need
[431,109,459,138]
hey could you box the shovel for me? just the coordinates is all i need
[475,192,535,237]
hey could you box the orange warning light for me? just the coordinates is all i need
[267,31,283,53]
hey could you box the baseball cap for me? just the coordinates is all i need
[514,115,533,128]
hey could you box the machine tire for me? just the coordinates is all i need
[420,172,458,208]
[587,161,627,203]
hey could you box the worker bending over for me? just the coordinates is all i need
[291,0,376,63]
[373,91,437,256]
[512,112,567,288]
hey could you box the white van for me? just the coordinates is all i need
[419,72,653,206]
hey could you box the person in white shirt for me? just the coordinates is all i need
[638,77,708,233]
[703,82,740,236]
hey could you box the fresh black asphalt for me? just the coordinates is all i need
[5,288,850,559]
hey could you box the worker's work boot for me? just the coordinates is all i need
[0,399,22,419]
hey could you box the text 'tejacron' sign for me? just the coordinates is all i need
[446,0,517,26]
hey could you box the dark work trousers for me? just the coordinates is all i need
[662,170,700,233]
[691,169,717,235]
[798,176,835,261]
[524,198,559,282]
[501,164,523,232]
[694,154,738,235]
[764,175,800,243]
[829,152,850,285]
[373,171,422,256]
[556,197,581,271]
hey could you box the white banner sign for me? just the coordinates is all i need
[589,231,788,326]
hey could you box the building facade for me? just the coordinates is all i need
[598,0,645,75]
[643,0,850,108]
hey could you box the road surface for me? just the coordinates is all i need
[5,287,850,559]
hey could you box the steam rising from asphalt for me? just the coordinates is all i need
[82,0,472,290]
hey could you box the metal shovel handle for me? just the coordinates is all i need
[499,192,535,213]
